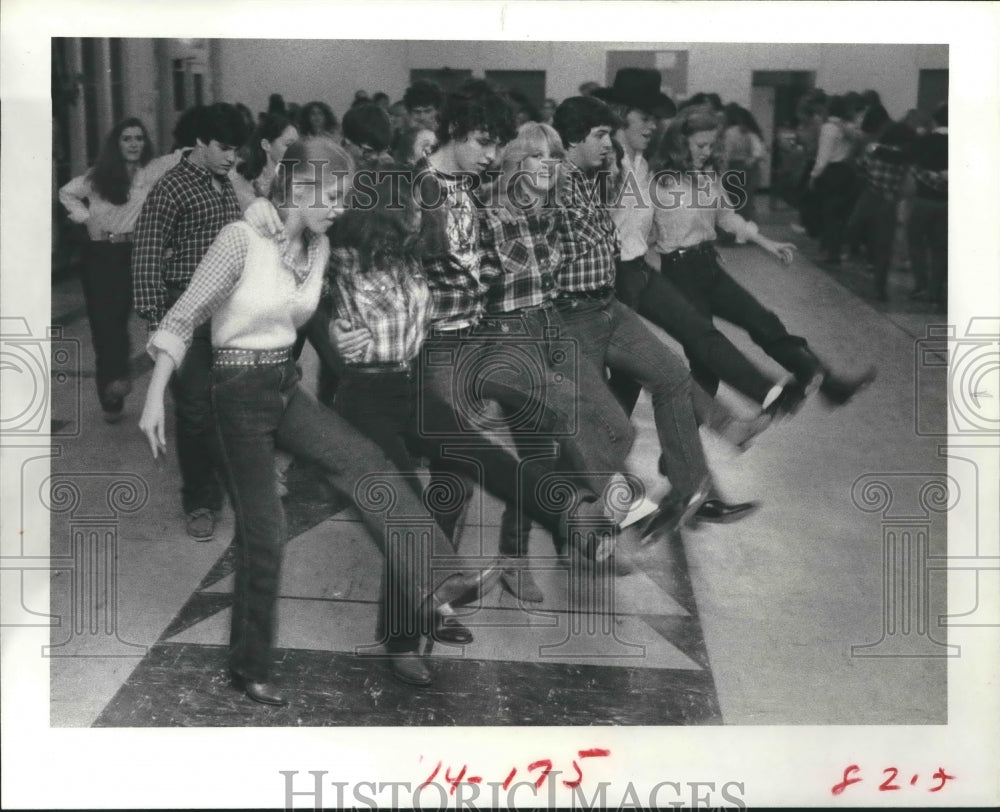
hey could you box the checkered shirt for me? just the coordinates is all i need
[478,206,561,314]
[328,247,431,364]
[858,145,910,201]
[553,161,620,294]
[416,165,486,326]
[132,155,241,329]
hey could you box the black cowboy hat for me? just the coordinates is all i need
[606,68,673,116]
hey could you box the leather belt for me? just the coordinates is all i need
[555,287,614,302]
[99,231,134,243]
[213,347,293,367]
[661,241,717,264]
[345,359,414,375]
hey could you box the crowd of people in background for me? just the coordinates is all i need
[57,67,924,703]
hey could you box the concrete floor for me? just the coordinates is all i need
[44,205,953,728]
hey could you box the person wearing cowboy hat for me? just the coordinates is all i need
[602,69,796,524]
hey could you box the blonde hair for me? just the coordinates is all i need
[496,122,565,212]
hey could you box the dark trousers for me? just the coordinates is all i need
[845,189,897,295]
[554,294,710,499]
[79,241,133,406]
[611,256,776,408]
[907,196,948,300]
[213,359,457,678]
[166,285,224,515]
[660,248,820,391]
[815,161,857,260]
[292,298,341,407]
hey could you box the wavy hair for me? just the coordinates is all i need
[653,104,723,172]
[236,113,296,182]
[88,117,155,205]
[495,121,565,213]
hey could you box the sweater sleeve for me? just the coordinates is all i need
[58,173,93,224]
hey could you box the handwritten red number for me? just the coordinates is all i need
[879,767,900,791]
[419,760,442,790]
[444,765,467,796]
[527,759,554,789]
[502,768,517,791]
[579,748,611,758]
[832,765,863,795]
[929,768,955,792]
[562,760,584,789]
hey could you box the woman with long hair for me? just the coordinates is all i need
[297,100,339,141]
[230,113,299,210]
[650,104,876,409]
[59,117,177,422]
[139,138,500,700]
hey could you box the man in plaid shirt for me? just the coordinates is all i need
[847,121,915,301]
[551,95,719,540]
[132,103,250,540]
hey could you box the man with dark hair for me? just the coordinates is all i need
[403,78,444,132]
[132,102,250,541]
[409,80,639,575]
[341,102,393,167]
[550,95,732,537]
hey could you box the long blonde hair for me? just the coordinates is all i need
[496,121,565,214]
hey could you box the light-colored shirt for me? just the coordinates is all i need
[610,148,654,262]
[149,209,328,368]
[652,171,759,255]
[811,118,853,178]
[58,153,180,240]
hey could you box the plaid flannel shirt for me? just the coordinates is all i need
[149,218,327,369]
[554,161,620,294]
[478,205,560,314]
[858,145,910,201]
[132,155,241,329]
[328,247,431,364]
[416,164,486,326]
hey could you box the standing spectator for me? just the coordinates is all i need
[58,118,177,422]
[298,101,339,142]
[403,79,443,133]
[230,113,299,211]
[904,103,948,305]
[131,103,251,541]
[340,103,393,168]
[388,100,409,135]
[809,95,857,264]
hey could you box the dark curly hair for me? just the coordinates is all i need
[436,79,516,146]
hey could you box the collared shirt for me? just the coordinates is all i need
[610,148,654,263]
[652,171,759,255]
[150,210,328,369]
[328,247,431,363]
[132,154,241,329]
[858,144,910,201]
[58,153,180,241]
[415,163,486,326]
[553,161,620,294]
[478,205,560,314]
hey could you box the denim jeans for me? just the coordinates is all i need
[660,249,819,393]
[212,358,458,680]
[167,284,224,514]
[554,294,710,498]
[416,325,615,552]
[80,242,133,407]
[613,256,777,405]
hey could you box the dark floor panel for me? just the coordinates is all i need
[93,642,721,727]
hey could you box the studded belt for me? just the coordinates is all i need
[212,347,293,367]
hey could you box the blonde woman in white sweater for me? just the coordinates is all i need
[139,138,499,703]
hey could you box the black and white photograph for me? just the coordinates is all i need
[2,1,998,809]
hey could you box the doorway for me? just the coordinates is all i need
[750,70,815,192]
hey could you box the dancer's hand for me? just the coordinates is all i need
[330,318,372,363]
[760,237,796,265]
[244,198,284,238]
[138,396,168,459]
